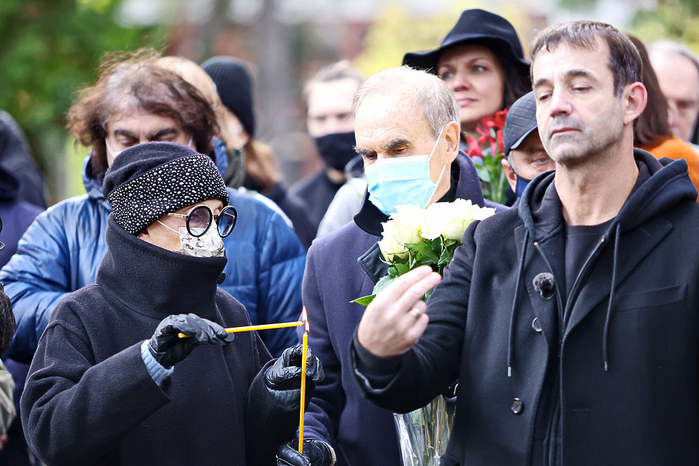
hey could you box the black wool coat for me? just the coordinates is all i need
[354,150,699,465]
[21,216,298,465]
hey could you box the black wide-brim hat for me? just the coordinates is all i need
[403,9,529,76]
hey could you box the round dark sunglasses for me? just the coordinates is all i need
[167,204,237,238]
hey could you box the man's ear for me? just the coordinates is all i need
[443,120,461,164]
[502,157,518,193]
[623,82,647,126]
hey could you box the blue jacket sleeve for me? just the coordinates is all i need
[300,245,342,446]
[0,197,107,363]
[255,209,306,357]
[0,208,75,363]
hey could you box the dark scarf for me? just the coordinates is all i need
[96,215,227,321]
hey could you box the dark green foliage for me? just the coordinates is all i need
[0,0,166,193]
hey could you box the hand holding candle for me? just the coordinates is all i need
[298,308,310,453]
[273,309,331,465]
[177,321,302,339]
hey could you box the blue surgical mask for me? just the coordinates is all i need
[365,127,447,216]
[515,174,532,198]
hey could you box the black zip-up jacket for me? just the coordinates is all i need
[353,149,699,465]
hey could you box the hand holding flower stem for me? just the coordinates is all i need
[357,266,441,357]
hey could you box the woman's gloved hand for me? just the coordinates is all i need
[148,313,229,368]
[264,344,324,408]
[276,439,336,466]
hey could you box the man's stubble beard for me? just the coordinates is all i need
[545,104,623,170]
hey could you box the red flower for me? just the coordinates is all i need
[492,109,508,129]
[465,135,482,158]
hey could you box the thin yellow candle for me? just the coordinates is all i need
[177,321,303,339]
[298,307,309,454]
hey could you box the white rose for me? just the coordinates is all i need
[442,215,469,240]
[421,202,451,239]
[386,204,425,245]
[424,200,496,240]
[378,235,408,261]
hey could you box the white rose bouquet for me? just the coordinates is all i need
[352,199,495,306]
[353,199,495,466]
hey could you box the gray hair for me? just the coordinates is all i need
[353,66,460,137]
[648,40,699,76]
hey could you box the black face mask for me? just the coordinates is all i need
[312,131,357,171]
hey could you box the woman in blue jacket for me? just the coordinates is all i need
[0,51,305,363]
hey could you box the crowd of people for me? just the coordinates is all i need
[0,7,697,466]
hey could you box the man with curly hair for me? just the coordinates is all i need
[0,49,305,364]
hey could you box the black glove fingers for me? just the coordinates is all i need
[281,344,303,367]
[276,440,335,466]
[276,441,310,466]
[277,365,303,389]
[150,314,229,368]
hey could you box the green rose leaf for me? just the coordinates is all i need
[393,262,411,276]
[408,241,439,264]
[373,274,396,296]
[350,294,376,306]
[438,245,454,267]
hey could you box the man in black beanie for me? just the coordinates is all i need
[21,142,323,466]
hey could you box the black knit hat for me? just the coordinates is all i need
[201,56,256,137]
[103,142,229,235]
[402,9,529,77]
[503,91,538,156]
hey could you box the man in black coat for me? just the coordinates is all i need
[351,21,699,465]
[277,66,488,466]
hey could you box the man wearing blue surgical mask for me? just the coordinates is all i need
[501,91,556,203]
[277,66,486,466]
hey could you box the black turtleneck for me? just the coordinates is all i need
[22,216,297,465]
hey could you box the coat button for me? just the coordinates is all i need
[511,398,524,414]
[531,318,543,333]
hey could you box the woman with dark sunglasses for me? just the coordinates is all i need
[21,142,323,465]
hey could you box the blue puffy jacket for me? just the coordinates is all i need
[0,153,306,362]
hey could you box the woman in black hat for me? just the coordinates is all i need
[403,9,530,142]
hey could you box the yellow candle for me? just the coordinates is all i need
[177,321,303,339]
[299,330,308,454]
[298,306,310,453]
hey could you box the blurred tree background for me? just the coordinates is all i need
[0,0,166,202]
[0,0,698,205]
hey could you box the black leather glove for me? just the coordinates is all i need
[148,313,229,368]
[276,439,336,466]
[264,344,324,408]
[0,283,15,356]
